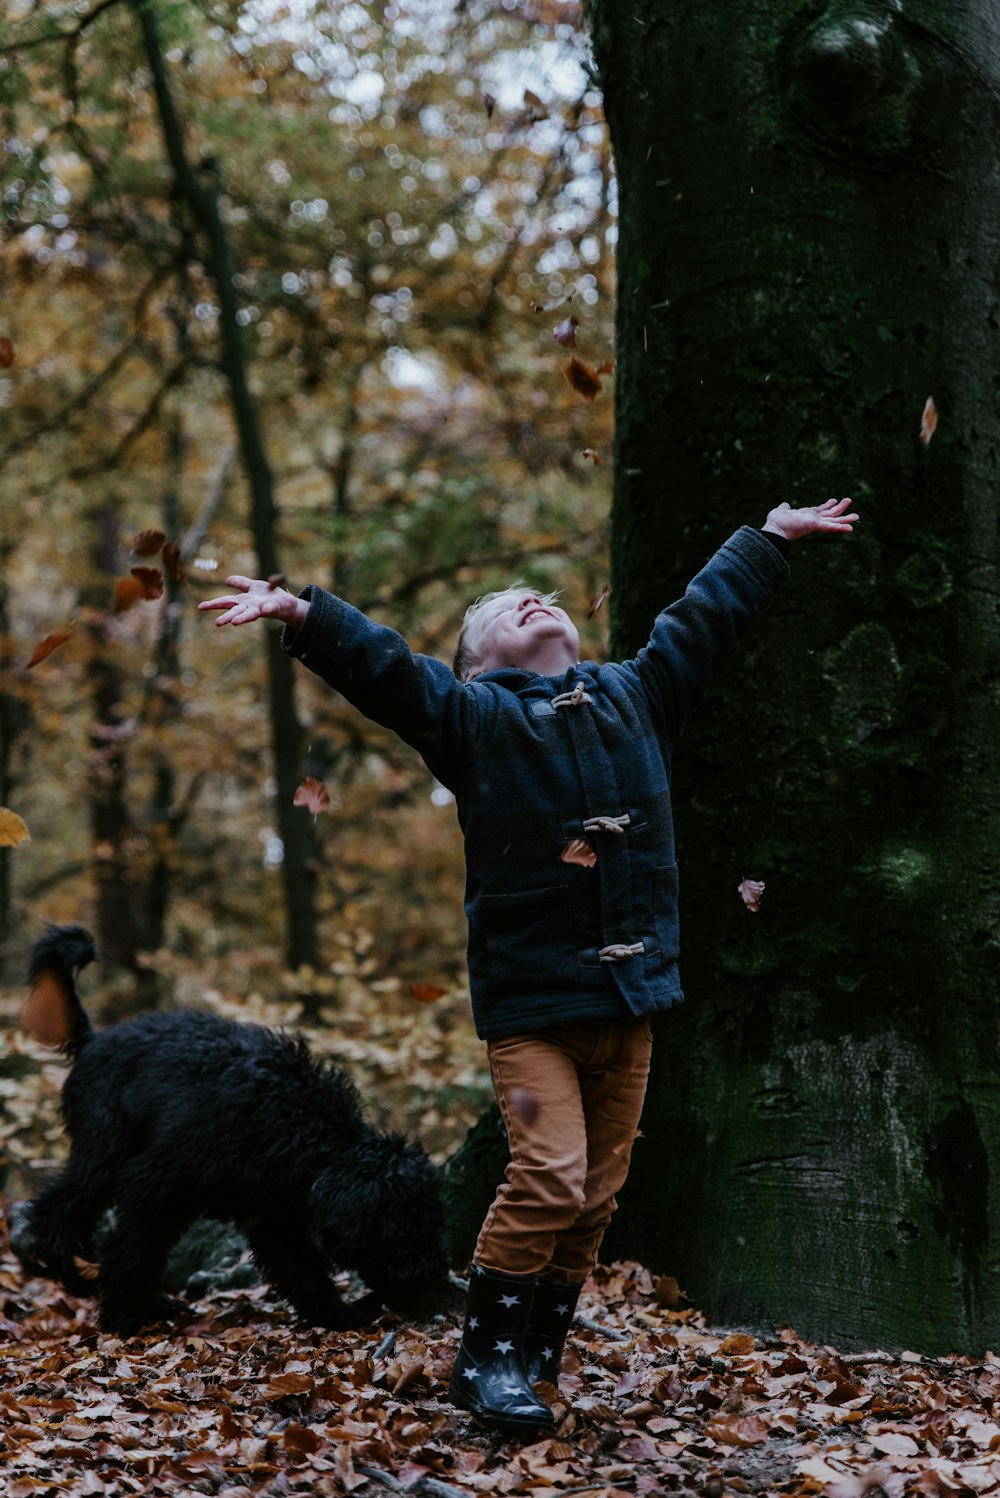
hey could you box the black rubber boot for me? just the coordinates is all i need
[449,1264,555,1436]
[521,1277,584,1387]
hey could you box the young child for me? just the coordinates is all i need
[200,497,857,1434]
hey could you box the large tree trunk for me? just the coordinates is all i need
[587,0,1000,1353]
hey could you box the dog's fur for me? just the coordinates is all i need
[24,926,448,1337]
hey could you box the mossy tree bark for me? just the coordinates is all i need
[586,0,1000,1353]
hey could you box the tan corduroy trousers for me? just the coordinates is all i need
[474,1016,653,1280]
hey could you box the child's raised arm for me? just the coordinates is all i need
[198,576,309,631]
[762,496,858,541]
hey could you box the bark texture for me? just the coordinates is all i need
[587,0,1000,1353]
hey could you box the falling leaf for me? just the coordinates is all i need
[581,448,602,467]
[26,630,72,668]
[596,359,616,376]
[553,314,579,348]
[132,529,166,556]
[192,557,219,572]
[563,356,603,401]
[587,585,612,618]
[738,877,765,913]
[267,573,286,590]
[71,1255,100,1281]
[510,1088,540,1127]
[114,576,145,613]
[560,838,597,868]
[523,89,549,122]
[483,91,496,120]
[162,540,186,584]
[131,566,165,600]
[293,777,331,813]
[0,337,14,367]
[0,808,30,847]
[409,983,448,1004]
[653,1274,689,1308]
[21,970,72,1047]
[920,396,938,445]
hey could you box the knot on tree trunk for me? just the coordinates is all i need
[793,10,922,156]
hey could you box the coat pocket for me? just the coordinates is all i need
[652,864,680,966]
[479,884,579,996]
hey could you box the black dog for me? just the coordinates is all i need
[23,926,447,1338]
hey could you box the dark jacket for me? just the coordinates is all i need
[283,526,788,1040]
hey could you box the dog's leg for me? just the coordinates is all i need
[97,1186,189,1337]
[28,1167,109,1294]
[245,1219,381,1330]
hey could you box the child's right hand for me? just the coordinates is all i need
[197,576,309,630]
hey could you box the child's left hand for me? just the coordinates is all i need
[763,497,858,541]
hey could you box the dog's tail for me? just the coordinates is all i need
[23,925,98,1055]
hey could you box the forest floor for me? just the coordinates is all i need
[1,966,999,1498]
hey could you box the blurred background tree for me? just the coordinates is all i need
[0,0,615,1009]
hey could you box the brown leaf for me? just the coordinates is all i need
[581,448,602,467]
[553,314,579,348]
[132,529,166,556]
[21,971,72,1047]
[560,838,597,869]
[114,576,145,613]
[130,566,165,600]
[563,356,603,401]
[162,540,186,584]
[267,573,286,590]
[706,1413,768,1446]
[0,337,14,368]
[409,983,448,1004]
[738,877,765,913]
[71,1255,100,1281]
[293,777,331,814]
[264,1372,314,1400]
[26,630,72,669]
[283,1422,323,1457]
[719,1333,756,1356]
[510,1088,540,1127]
[653,1274,689,1308]
[483,91,496,120]
[596,358,616,376]
[920,396,938,446]
[0,808,30,847]
[523,89,549,122]
[587,585,612,618]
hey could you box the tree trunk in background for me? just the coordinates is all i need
[135,0,319,970]
[587,0,1000,1353]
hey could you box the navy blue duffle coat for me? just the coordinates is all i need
[283,526,788,1040]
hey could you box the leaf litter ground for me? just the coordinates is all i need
[3,970,1000,1497]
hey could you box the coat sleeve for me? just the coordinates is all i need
[618,526,789,741]
[281,586,477,788]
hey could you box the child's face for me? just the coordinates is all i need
[465,590,580,679]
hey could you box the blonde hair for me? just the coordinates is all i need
[453,581,562,681]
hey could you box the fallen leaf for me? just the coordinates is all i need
[264,1373,314,1400]
[738,877,765,913]
[0,808,30,847]
[130,566,165,600]
[162,540,186,584]
[581,448,602,466]
[409,983,448,1004]
[560,838,597,868]
[563,356,603,401]
[705,1413,768,1446]
[719,1333,756,1356]
[523,89,548,122]
[553,314,579,348]
[653,1274,689,1308]
[26,630,72,669]
[21,971,72,1047]
[510,1088,540,1127]
[869,1431,919,1457]
[283,1423,323,1457]
[587,586,611,618]
[132,529,166,556]
[0,337,14,367]
[293,777,331,813]
[920,396,938,446]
